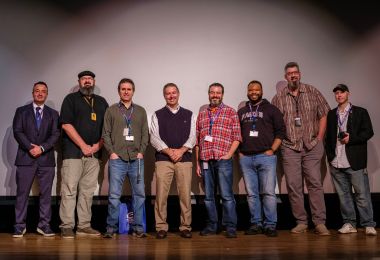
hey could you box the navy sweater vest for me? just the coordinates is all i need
[155,107,192,162]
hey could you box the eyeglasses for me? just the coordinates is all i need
[286,71,300,76]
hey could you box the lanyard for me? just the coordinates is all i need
[248,102,260,131]
[290,93,301,116]
[83,96,94,112]
[207,104,224,135]
[336,104,351,132]
[119,103,134,128]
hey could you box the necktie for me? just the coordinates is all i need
[36,107,42,129]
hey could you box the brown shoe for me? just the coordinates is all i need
[291,224,308,234]
[156,230,167,239]
[180,230,192,238]
[76,227,100,236]
[314,224,330,236]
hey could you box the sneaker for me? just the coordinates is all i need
[264,227,278,237]
[37,225,55,237]
[338,223,357,234]
[245,224,263,235]
[103,227,115,239]
[13,227,26,238]
[225,229,237,238]
[291,224,308,234]
[61,228,75,239]
[199,227,217,236]
[365,227,377,236]
[76,227,100,236]
[314,224,330,236]
[132,231,147,238]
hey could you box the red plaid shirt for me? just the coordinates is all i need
[196,103,242,160]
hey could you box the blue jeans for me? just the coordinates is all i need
[239,154,277,228]
[201,159,237,231]
[107,158,145,233]
[330,166,376,227]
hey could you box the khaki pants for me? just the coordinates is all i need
[155,161,192,232]
[281,142,326,226]
[59,158,100,229]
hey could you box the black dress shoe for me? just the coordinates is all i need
[156,230,167,239]
[180,230,192,238]
[200,228,217,236]
[225,229,237,238]
[264,227,278,237]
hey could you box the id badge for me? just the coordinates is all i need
[204,135,213,142]
[123,127,129,136]
[91,113,97,121]
[203,161,209,170]
[295,117,301,127]
[125,135,134,141]
[249,130,259,137]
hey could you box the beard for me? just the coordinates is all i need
[248,95,262,104]
[288,80,300,89]
[210,98,222,107]
[79,85,95,96]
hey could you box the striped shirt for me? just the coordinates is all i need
[271,83,330,151]
[196,103,242,160]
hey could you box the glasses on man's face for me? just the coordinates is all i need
[286,71,300,76]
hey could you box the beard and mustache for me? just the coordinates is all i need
[288,78,300,89]
[79,84,95,96]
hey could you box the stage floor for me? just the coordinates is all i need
[0,229,379,259]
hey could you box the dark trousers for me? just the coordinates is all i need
[15,165,55,229]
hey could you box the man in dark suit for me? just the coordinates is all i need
[12,81,60,237]
[325,84,376,236]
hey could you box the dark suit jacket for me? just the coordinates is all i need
[325,105,374,171]
[13,103,60,166]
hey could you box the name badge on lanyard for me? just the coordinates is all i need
[120,103,134,141]
[248,102,260,137]
[207,104,223,143]
[84,97,96,121]
[125,135,134,141]
[250,130,259,137]
[91,112,97,121]
[204,135,213,142]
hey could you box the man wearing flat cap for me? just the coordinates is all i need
[59,70,109,238]
[325,84,377,236]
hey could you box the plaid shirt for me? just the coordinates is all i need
[196,103,242,160]
[272,83,330,151]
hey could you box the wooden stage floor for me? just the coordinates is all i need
[0,229,379,259]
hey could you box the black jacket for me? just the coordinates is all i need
[325,105,374,170]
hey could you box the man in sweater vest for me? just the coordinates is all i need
[150,83,196,239]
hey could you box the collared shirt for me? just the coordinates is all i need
[150,105,196,152]
[196,103,242,161]
[331,104,351,168]
[33,103,45,119]
[272,83,330,151]
[60,91,109,159]
[102,102,149,161]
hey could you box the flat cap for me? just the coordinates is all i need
[78,70,95,79]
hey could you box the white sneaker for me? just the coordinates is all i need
[338,223,357,234]
[365,227,377,236]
